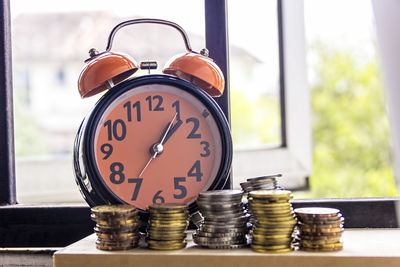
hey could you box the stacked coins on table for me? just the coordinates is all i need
[91,205,141,251]
[193,190,249,249]
[294,207,344,252]
[240,174,282,230]
[147,203,189,250]
[240,174,281,194]
[248,190,297,253]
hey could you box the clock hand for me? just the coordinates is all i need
[158,112,178,146]
[138,113,178,178]
[162,119,182,145]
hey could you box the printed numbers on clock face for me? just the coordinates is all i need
[93,84,222,210]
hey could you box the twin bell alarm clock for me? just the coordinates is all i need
[73,19,232,215]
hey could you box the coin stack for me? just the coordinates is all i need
[248,189,297,253]
[91,205,141,251]
[294,207,344,252]
[240,174,281,194]
[240,175,282,229]
[193,190,249,249]
[147,203,189,250]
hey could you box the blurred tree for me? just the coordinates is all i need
[230,89,281,147]
[13,91,48,157]
[305,43,397,197]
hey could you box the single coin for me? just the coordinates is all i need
[299,246,343,252]
[297,221,344,229]
[251,246,293,253]
[193,233,247,243]
[201,244,249,249]
[247,174,282,182]
[149,203,187,210]
[250,190,292,199]
[95,232,138,240]
[299,238,342,246]
[252,228,294,236]
[194,230,247,238]
[91,205,138,216]
[149,219,188,226]
[299,225,344,233]
[198,190,244,200]
[294,207,340,217]
[199,224,249,233]
[300,241,343,249]
[298,234,342,242]
[95,239,137,251]
[94,216,140,226]
[148,240,187,250]
[252,233,293,240]
[252,237,293,246]
[204,214,250,223]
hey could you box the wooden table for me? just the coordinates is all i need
[54,229,400,267]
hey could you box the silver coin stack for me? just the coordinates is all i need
[193,190,249,249]
[240,174,282,194]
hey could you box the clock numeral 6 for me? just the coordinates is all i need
[173,177,187,199]
[153,190,165,204]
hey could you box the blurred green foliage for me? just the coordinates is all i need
[230,90,281,147]
[299,43,397,198]
[13,92,48,157]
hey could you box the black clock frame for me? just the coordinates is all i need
[74,74,233,214]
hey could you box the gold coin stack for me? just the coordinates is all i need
[240,175,282,231]
[147,203,189,250]
[248,189,297,253]
[294,207,344,252]
[91,205,141,251]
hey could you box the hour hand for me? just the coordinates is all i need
[161,119,182,145]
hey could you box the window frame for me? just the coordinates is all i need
[0,0,399,247]
[231,0,311,190]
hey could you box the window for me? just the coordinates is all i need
[11,0,206,204]
[298,0,397,198]
[229,0,311,190]
[1,0,399,248]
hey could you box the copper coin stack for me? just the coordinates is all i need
[248,189,297,253]
[294,207,344,252]
[91,205,141,251]
[193,190,249,249]
[147,203,189,250]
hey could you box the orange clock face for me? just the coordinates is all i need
[93,83,223,210]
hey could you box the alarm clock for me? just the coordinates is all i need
[73,19,232,214]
